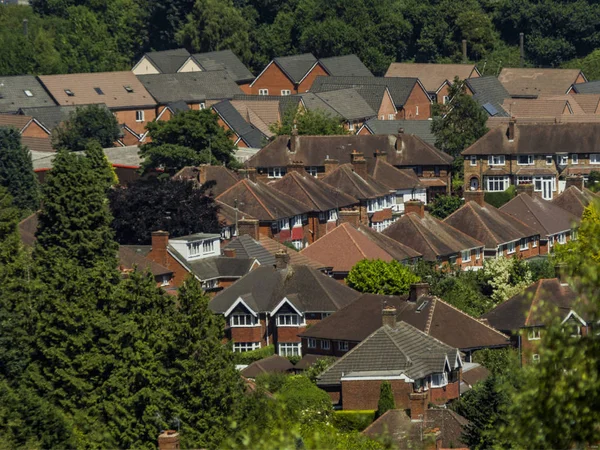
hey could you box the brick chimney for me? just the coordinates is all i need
[339,210,360,227]
[197,164,209,184]
[239,167,258,182]
[350,150,368,180]
[274,249,290,269]
[223,248,236,258]
[324,157,339,175]
[463,190,485,206]
[151,231,170,267]
[516,183,534,197]
[288,160,306,175]
[508,118,516,141]
[409,283,430,303]
[565,176,584,191]
[374,149,387,163]
[237,218,259,240]
[158,430,180,450]
[395,127,404,150]
[555,263,568,286]
[405,200,424,218]
[382,304,397,328]
[409,392,428,422]
[289,127,299,153]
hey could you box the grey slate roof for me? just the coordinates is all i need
[31,145,142,171]
[194,50,254,83]
[465,77,510,117]
[362,119,436,145]
[222,235,276,266]
[318,321,459,385]
[144,49,191,74]
[168,249,255,281]
[300,88,376,120]
[232,93,302,118]
[212,100,267,148]
[319,55,373,77]
[273,53,318,84]
[310,76,423,108]
[571,80,600,94]
[18,104,107,132]
[138,71,242,104]
[0,75,56,113]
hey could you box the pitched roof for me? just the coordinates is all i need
[209,263,361,315]
[369,158,424,190]
[551,186,598,217]
[142,49,191,73]
[310,76,424,108]
[119,245,172,277]
[499,194,579,238]
[571,80,600,94]
[347,85,389,112]
[240,355,294,378]
[382,212,483,261]
[212,100,267,148]
[193,49,254,83]
[18,105,81,132]
[301,293,508,351]
[223,234,276,266]
[356,224,422,261]
[38,72,156,108]
[444,200,539,249]
[300,222,420,272]
[319,55,373,77]
[0,114,34,131]
[563,93,600,114]
[361,119,436,145]
[258,236,328,270]
[0,75,56,113]
[385,63,478,92]
[233,94,301,119]
[271,170,358,212]
[481,278,584,331]
[138,71,242,104]
[216,179,311,221]
[465,76,510,117]
[501,97,584,118]
[216,200,256,227]
[174,164,240,198]
[273,53,318,84]
[317,321,459,385]
[498,68,585,97]
[321,163,392,200]
[168,250,256,281]
[300,88,376,120]
[230,99,279,137]
[461,363,491,387]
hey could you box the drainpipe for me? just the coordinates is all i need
[265,314,269,346]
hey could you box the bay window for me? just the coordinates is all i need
[292,240,303,250]
[461,250,471,262]
[233,342,261,352]
[507,241,516,254]
[430,372,448,388]
[486,176,509,192]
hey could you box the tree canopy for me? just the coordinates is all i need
[347,259,420,295]
[270,107,349,136]
[52,104,121,151]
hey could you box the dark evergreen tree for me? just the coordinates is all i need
[375,381,395,419]
[52,104,121,151]
[0,127,40,215]
[85,140,118,191]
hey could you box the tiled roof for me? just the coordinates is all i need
[212,100,267,148]
[346,85,389,112]
[169,247,255,281]
[562,94,600,114]
[273,53,318,84]
[369,158,423,190]
[444,200,539,249]
[465,76,510,117]
[551,186,598,217]
[322,163,392,200]
[18,105,82,132]
[119,245,172,277]
[31,145,142,171]
[362,119,436,145]
[356,224,422,261]
[138,71,242,104]
[38,72,156,108]
[271,170,358,212]
[216,200,256,226]
[174,165,240,198]
[258,236,328,270]
[461,363,490,387]
[230,99,279,136]
[317,321,459,385]
[240,355,294,378]
[209,263,361,314]
[0,75,56,113]
[382,212,483,261]
[498,68,584,97]
[300,88,376,120]
[233,94,301,119]
[143,49,191,73]
[223,234,276,266]
[571,80,600,94]
[499,194,579,238]
[385,63,478,92]
[193,49,254,83]
[0,114,33,131]
[501,97,584,118]
[319,55,373,77]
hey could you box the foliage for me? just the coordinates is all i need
[347,259,421,295]
[484,184,516,208]
[483,256,532,304]
[109,177,220,245]
[277,375,333,425]
[332,410,376,432]
[472,347,520,377]
[270,107,349,136]
[303,357,336,383]
[233,344,275,365]
[140,109,238,173]
[254,372,289,394]
[0,127,40,216]
[85,140,118,190]
[526,258,555,281]
[375,381,395,419]
[431,77,488,159]
[585,171,600,192]
[428,194,463,219]
[52,104,121,151]
[553,199,600,268]
[562,49,600,81]
[431,269,494,316]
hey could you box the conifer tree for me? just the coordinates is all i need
[376,381,395,419]
[85,140,118,190]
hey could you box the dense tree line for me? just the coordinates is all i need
[3,0,600,77]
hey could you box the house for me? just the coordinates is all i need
[570,80,600,94]
[382,201,484,270]
[192,50,255,85]
[17,105,85,135]
[498,68,586,98]
[174,164,240,198]
[551,182,598,217]
[208,250,362,355]
[0,114,49,138]
[461,121,600,199]
[316,306,462,410]
[37,72,157,142]
[311,76,432,120]
[357,119,436,145]
[501,96,587,119]
[481,271,591,365]
[500,192,579,254]
[215,200,256,241]
[318,55,373,77]
[230,94,301,136]
[212,100,268,148]
[300,282,508,362]
[118,245,173,288]
[0,75,55,113]
[444,190,541,259]
[300,222,421,280]
[465,76,511,118]
[240,355,295,379]
[385,63,480,103]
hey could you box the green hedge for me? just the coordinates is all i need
[232,344,275,365]
[484,185,516,208]
[332,410,376,432]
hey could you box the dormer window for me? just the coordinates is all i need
[65,89,75,97]
[24,90,33,97]
[187,238,216,258]
[276,314,301,326]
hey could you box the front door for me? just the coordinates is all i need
[542,178,553,200]
[469,177,479,191]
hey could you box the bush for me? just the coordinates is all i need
[254,371,289,394]
[428,194,463,219]
[527,258,555,281]
[278,375,333,424]
[333,410,376,432]
[484,185,516,208]
[232,345,275,365]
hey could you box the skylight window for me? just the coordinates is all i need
[123,85,134,93]
[94,87,104,95]
[24,90,33,97]
[65,89,75,97]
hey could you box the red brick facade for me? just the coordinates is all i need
[399,83,432,120]
[248,61,329,96]
[341,379,415,410]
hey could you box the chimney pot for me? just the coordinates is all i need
[324,158,339,175]
[409,283,430,302]
[374,149,388,163]
[409,392,429,422]
[239,167,258,182]
[565,176,584,192]
[350,150,368,179]
[382,304,397,328]
[463,190,484,206]
[404,200,425,218]
[287,160,306,175]
[274,249,290,270]
[223,248,236,258]
[338,210,360,227]
[158,430,180,450]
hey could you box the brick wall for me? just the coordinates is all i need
[115,108,157,136]
[377,90,398,120]
[399,84,432,120]
[341,379,414,410]
[429,381,460,404]
[22,121,50,138]
[298,63,329,93]
[249,63,296,95]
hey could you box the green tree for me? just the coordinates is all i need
[0,127,40,215]
[482,256,532,304]
[270,106,349,136]
[375,381,395,419]
[278,375,333,425]
[52,104,120,151]
[140,109,238,173]
[585,170,600,192]
[347,259,420,295]
[428,194,463,219]
[85,140,118,190]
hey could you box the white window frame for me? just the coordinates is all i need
[388,114,395,120]
[277,218,290,230]
[188,242,201,258]
[338,341,349,352]
[276,314,301,327]
[233,342,261,352]
[199,102,206,110]
[528,329,541,340]
[486,176,509,192]
[24,89,33,97]
[517,154,534,165]
[521,238,529,250]
[470,155,477,166]
[160,275,170,286]
[442,96,449,105]
[571,153,578,164]
[203,279,218,290]
[591,154,600,164]
[430,372,448,388]
[461,250,471,262]
[488,155,506,166]
[415,106,419,116]
[347,121,355,131]
[230,314,256,327]
[507,241,516,254]
[291,215,302,228]
[292,239,303,250]
[546,155,553,165]
[321,340,330,350]
[307,166,318,177]
[327,209,338,222]
[532,354,540,363]
[307,338,316,349]
[475,248,481,260]
[135,110,145,122]
[268,167,285,179]
[558,154,568,165]
[281,89,291,96]
[258,89,269,95]
[517,176,533,185]
[279,342,301,357]
[532,237,538,248]
[202,240,215,255]
[556,233,566,244]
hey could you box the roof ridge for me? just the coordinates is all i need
[308,267,344,310]
[435,297,510,339]
[425,297,437,335]
[382,326,411,362]
[290,172,318,209]
[519,195,551,234]
[343,223,369,259]
[470,203,502,246]
[408,214,443,257]
[247,181,276,220]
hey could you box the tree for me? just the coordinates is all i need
[109,177,220,245]
[482,256,532,305]
[431,77,488,159]
[140,109,238,173]
[428,194,463,219]
[375,381,395,419]
[347,259,420,295]
[586,170,600,192]
[278,375,333,425]
[85,140,118,191]
[0,127,40,215]
[270,107,349,136]
[52,104,120,151]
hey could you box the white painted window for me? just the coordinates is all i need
[203,279,218,290]
[268,167,285,178]
[307,338,316,348]
[521,238,529,250]
[188,242,202,257]
[486,176,509,192]
[415,106,419,116]
[533,237,538,248]
[475,248,481,260]
[277,218,289,230]
[290,215,302,228]
[233,342,261,352]
[572,230,578,241]
[202,240,215,254]
[321,340,331,350]
[470,155,477,166]
[571,154,578,164]
[24,90,33,97]
[507,241,516,254]
[338,341,349,352]
[558,155,568,165]
[160,275,170,286]
[549,236,554,248]
[277,314,300,326]
[556,233,566,244]
[461,250,471,262]
[258,89,269,95]
[388,114,395,120]
[307,166,319,177]
[517,155,534,165]
[279,342,301,356]
[546,155,553,165]
[348,121,355,131]
[591,154,600,164]
[442,96,449,104]
[327,209,338,222]
[431,372,448,387]
[199,102,206,110]
[231,314,255,327]
[135,110,144,122]
[517,176,532,185]
[528,329,541,340]
[367,199,376,213]
[532,354,540,363]
[281,90,291,96]
[488,155,505,166]
[292,240,303,250]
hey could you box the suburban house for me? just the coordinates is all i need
[245,53,372,96]
[240,355,295,379]
[316,306,463,410]
[500,192,579,254]
[300,222,421,280]
[118,245,174,289]
[174,164,240,197]
[461,121,600,198]
[382,201,484,270]
[208,250,361,355]
[310,75,432,120]
[17,105,83,135]
[444,190,541,259]
[0,75,55,113]
[37,72,157,144]
[481,270,591,365]
[212,100,268,148]
[465,76,511,118]
[498,67,586,97]
[0,114,50,138]
[357,119,436,145]
[384,63,480,103]
[551,183,598,217]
